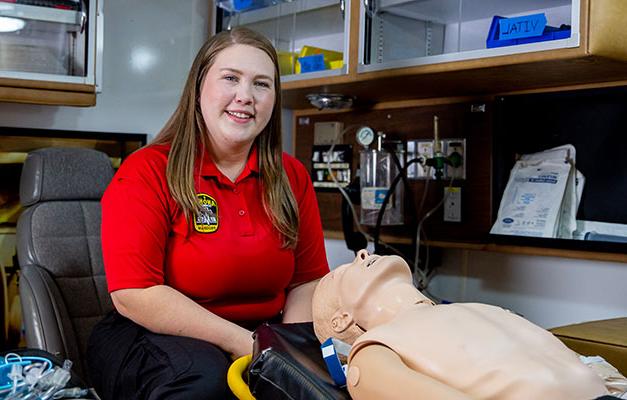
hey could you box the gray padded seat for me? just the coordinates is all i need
[17,147,114,381]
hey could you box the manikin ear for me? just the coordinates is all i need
[331,311,354,333]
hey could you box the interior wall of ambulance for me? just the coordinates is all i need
[325,241,627,329]
[0,0,625,332]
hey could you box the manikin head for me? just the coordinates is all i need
[312,250,431,344]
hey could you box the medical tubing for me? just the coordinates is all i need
[325,126,406,256]
[413,176,455,289]
[416,227,437,290]
[0,354,77,400]
[52,387,89,399]
[372,156,422,255]
[372,149,414,253]
[416,171,431,222]
[410,170,432,286]
[334,172,405,257]
[411,170,436,287]
[325,125,372,243]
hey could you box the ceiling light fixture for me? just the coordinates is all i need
[306,93,355,110]
[0,17,25,33]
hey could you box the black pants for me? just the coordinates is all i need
[87,311,236,400]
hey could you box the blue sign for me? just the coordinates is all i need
[499,13,547,40]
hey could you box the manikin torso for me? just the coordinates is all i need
[349,302,607,400]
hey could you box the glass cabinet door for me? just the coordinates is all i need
[360,0,578,72]
[0,0,98,84]
[216,0,350,81]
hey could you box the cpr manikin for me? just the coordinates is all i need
[312,250,608,400]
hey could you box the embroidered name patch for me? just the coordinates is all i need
[194,194,218,233]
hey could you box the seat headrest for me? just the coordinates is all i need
[20,147,114,207]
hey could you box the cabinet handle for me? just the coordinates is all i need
[363,0,376,17]
[80,12,87,33]
[340,0,345,20]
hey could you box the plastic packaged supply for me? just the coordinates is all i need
[296,46,343,74]
[491,159,571,238]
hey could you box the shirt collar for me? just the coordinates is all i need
[198,145,259,183]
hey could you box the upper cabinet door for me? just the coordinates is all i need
[359,0,579,72]
[215,0,351,81]
[0,0,100,86]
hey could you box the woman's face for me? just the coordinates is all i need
[200,44,276,150]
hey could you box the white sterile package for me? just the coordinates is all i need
[491,159,572,238]
[515,144,583,238]
[580,355,627,397]
[492,144,585,238]
[519,144,575,164]
[556,163,579,239]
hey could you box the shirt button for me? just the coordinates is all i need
[233,188,239,194]
[238,210,246,216]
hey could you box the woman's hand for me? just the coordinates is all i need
[228,328,255,359]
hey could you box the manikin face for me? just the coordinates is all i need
[199,44,276,150]
[328,250,426,331]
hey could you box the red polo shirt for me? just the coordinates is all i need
[101,144,329,322]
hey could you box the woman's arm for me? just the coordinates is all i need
[112,285,253,358]
[347,344,471,400]
[282,279,319,323]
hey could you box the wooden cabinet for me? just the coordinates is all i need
[0,1,102,106]
[280,0,627,109]
[216,0,627,261]
[293,91,627,263]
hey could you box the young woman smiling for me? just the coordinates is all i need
[87,27,329,399]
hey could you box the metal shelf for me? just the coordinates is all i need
[221,0,339,25]
[0,3,82,25]
[377,0,571,24]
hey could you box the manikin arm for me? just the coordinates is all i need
[347,344,472,400]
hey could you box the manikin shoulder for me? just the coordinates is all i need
[348,303,607,400]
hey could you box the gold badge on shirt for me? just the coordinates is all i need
[194,194,218,233]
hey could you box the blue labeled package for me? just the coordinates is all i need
[218,0,272,13]
[486,15,571,49]
[499,13,547,40]
[298,54,326,73]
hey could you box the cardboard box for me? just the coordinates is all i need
[550,318,627,375]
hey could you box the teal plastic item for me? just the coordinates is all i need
[0,355,53,391]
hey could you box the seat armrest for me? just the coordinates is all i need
[20,265,79,363]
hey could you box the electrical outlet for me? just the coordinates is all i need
[443,187,462,222]
[314,121,344,145]
[407,140,442,179]
[444,138,466,179]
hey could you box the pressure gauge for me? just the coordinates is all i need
[356,126,375,147]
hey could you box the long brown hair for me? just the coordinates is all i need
[152,27,299,248]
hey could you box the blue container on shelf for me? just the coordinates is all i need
[486,14,571,49]
[218,0,275,12]
[298,54,326,73]
[233,0,253,11]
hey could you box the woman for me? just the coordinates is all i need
[87,27,329,399]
